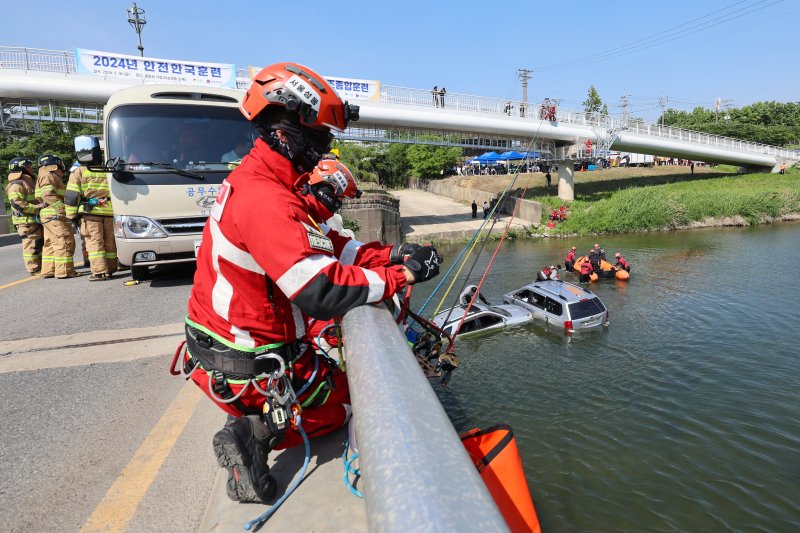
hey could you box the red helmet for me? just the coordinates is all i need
[615,252,621,258]
[571,246,576,251]
[309,160,361,199]
[240,62,358,132]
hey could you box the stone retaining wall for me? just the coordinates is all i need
[423,180,542,225]
[340,193,402,245]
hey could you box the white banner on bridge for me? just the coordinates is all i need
[74,48,236,88]
[247,67,379,102]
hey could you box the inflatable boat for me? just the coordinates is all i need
[572,256,630,281]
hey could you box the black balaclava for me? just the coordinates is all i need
[255,110,332,174]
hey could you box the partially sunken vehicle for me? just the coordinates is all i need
[503,280,609,333]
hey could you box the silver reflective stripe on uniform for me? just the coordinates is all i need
[361,267,385,303]
[339,239,364,266]
[275,254,337,298]
[291,303,306,340]
[209,217,264,337]
[230,324,256,349]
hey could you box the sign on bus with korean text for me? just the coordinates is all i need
[74,48,236,88]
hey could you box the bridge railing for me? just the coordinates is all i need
[1,46,794,160]
[341,302,508,532]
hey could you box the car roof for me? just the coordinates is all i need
[433,301,509,326]
[517,280,599,304]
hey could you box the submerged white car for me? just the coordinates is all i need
[503,280,609,333]
[432,285,533,338]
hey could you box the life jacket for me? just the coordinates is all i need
[580,261,591,274]
[460,424,541,533]
[565,250,575,262]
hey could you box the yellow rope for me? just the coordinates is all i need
[432,222,492,315]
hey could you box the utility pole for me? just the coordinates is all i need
[517,68,532,117]
[714,97,732,123]
[658,96,668,127]
[127,3,147,57]
[619,94,630,124]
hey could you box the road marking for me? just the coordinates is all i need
[80,383,203,533]
[0,275,38,290]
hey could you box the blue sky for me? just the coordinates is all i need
[4,0,796,122]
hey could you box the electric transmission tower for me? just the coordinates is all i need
[658,96,668,127]
[517,69,532,117]
[127,3,147,57]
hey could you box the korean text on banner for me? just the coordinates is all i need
[325,76,380,102]
[74,48,237,89]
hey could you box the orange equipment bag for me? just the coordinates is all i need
[460,424,541,533]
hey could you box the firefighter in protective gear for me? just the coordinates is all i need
[183,61,441,504]
[65,162,117,280]
[5,158,43,274]
[35,154,80,278]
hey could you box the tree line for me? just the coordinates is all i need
[583,86,799,147]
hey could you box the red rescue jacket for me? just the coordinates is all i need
[566,250,575,262]
[580,260,592,274]
[187,139,408,348]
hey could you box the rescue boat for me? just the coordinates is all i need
[573,256,630,281]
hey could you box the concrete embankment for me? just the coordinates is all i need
[390,189,530,243]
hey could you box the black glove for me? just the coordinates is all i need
[390,242,422,264]
[403,245,442,283]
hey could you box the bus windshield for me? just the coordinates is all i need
[107,104,255,175]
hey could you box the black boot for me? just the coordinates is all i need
[213,415,277,503]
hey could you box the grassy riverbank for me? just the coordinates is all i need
[448,165,800,235]
[535,168,800,235]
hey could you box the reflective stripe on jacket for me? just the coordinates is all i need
[35,166,66,220]
[187,138,407,349]
[5,172,40,224]
[65,166,114,217]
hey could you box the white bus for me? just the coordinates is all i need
[75,84,253,280]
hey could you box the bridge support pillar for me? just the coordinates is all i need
[557,161,575,201]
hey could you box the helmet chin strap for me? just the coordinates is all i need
[301,182,341,218]
[265,124,327,174]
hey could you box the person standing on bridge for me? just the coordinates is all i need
[35,154,80,279]
[5,158,43,275]
[65,161,117,280]
[181,62,442,504]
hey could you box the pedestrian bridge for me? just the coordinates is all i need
[1,46,797,172]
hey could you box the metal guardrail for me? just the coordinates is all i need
[1,46,795,160]
[342,303,508,532]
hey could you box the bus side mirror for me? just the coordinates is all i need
[75,135,102,165]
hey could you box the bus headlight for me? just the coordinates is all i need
[114,215,168,239]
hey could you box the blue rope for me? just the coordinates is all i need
[244,418,311,531]
[413,215,491,320]
[342,439,364,498]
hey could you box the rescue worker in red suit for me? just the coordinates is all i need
[579,257,592,283]
[614,252,630,272]
[183,62,442,504]
[565,246,576,272]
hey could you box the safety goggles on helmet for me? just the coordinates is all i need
[241,62,359,133]
[309,160,362,199]
[8,157,33,172]
[37,153,65,171]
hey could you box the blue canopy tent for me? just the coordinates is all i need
[498,151,526,160]
[475,151,502,162]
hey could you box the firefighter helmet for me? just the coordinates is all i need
[308,160,362,199]
[8,157,33,173]
[240,62,359,133]
[37,154,65,171]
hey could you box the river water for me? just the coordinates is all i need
[419,222,800,533]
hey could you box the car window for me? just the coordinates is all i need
[568,298,606,320]
[528,291,546,309]
[460,317,481,333]
[544,297,563,316]
[481,315,503,327]
[515,289,532,303]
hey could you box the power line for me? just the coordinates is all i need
[535,0,782,72]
